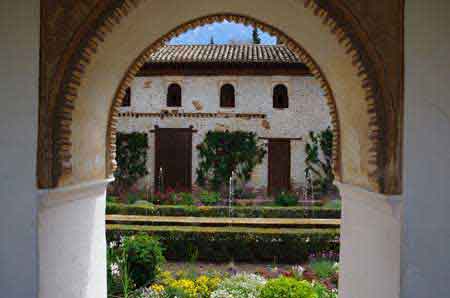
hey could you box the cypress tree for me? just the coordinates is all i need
[252,27,261,44]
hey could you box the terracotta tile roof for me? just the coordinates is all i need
[147,44,303,64]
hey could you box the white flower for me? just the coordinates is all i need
[292,265,305,277]
[110,262,120,276]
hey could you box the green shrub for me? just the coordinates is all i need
[309,259,338,279]
[178,192,194,205]
[260,277,316,298]
[122,234,165,287]
[211,273,266,298]
[199,191,221,206]
[312,282,338,298]
[107,226,339,264]
[274,192,298,207]
[322,200,341,210]
[106,203,341,219]
[133,200,153,206]
[107,195,119,204]
[196,131,266,190]
[126,193,142,204]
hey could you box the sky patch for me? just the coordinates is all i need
[168,21,277,45]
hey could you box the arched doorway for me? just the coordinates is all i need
[38,1,403,298]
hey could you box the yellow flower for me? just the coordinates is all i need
[195,275,221,298]
[169,279,198,298]
[158,271,174,285]
[150,284,165,293]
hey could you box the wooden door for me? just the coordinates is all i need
[268,139,291,195]
[155,127,192,192]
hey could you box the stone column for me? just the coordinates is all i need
[338,183,402,298]
[38,179,112,298]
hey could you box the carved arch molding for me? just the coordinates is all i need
[39,0,404,194]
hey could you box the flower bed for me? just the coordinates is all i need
[108,234,339,298]
[115,270,338,298]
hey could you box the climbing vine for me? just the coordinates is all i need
[113,132,148,193]
[305,127,334,195]
[196,131,266,190]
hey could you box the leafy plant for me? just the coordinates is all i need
[260,277,317,298]
[127,193,142,205]
[107,245,134,298]
[322,200,341,210]
[107,247,123,296]
[312,282,338,298]
[178,192,194,205]
[234,186,257,199]
[122,234,165,288]
[304,127,334,196]
[274,192,298,206]
[199,191,222,206]
[309,259,339,280]
[113,132,149,194]
[196,131,266,191]
[107,195,119,204]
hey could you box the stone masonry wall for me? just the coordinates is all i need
[117,75,330,192]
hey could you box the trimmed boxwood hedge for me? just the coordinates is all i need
[106,224,340,263]
[106,203,341,219]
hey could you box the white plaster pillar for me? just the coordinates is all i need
[338,183,402,298]
[38,179,112,298]
[0,1,39,298]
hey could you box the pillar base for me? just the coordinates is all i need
[337,183,402,298]
[38,179,112,298]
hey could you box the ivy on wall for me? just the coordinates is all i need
[196,131,266,191]
[304,127,335,195]
[113,132,148,194]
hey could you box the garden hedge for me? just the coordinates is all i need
[106,224,340,264]
[106,203,341,219]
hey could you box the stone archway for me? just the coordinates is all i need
[104,13,343,185]
[39,0,402,195]
[37,1,403,298]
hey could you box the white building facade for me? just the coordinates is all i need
[117,45,331,193]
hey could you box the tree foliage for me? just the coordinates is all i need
[252,27,261,44]
[113,132,148,192]
[304,127,334,195]
[196,131,266,191]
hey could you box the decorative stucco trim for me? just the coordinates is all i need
[118,111,267,119]
[50,0,388,192]
[39,178,114,209]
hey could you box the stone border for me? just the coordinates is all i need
[52,0,385,192]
